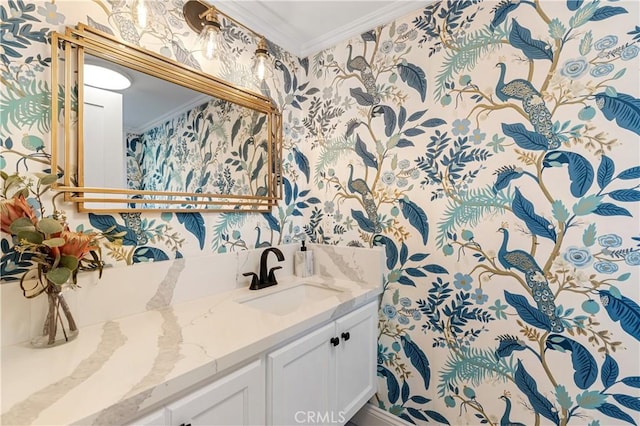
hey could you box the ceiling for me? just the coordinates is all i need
[214,0,431,58]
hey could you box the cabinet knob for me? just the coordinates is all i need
[330,337,340,346]
[341,332,350,341]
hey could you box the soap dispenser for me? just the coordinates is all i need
[294,241,314,278]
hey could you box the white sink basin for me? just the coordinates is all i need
[237,283,343,316]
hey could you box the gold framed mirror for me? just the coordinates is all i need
[51,24,282,212]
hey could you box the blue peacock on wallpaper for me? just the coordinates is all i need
[294,0,640,424]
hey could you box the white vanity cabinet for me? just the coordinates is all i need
[165,359,265,426]
[267,301,377,426]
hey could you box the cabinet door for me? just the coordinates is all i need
[335,301,378,421]
[166,359,264,426]
[268,322,336,426]
[129,408,166,425]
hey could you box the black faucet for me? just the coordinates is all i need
[243,247,285,290]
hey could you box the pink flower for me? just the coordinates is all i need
[1,195,37,234]
[59,231,98,261]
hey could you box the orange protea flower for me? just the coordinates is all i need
[1,195,37,234]
[59,231,98,261]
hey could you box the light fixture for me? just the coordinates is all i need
[84,64,131,91]
[183,0,272,81]
[196,6,223,60]
[131,0,148,29]
[252,37,270,81]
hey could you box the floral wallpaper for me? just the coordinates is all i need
[2,1,640,425]
[0,0,307,271]
[127,98,270,198]
[288,0,640,424]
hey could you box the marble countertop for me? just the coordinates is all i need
[0,275,381,425]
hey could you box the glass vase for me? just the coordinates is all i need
[31,282,79,348]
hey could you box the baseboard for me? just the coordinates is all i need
[350,403,412,426]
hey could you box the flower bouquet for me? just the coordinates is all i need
[1,172,121,346]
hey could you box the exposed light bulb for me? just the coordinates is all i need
[252,37,271,81]
[198,24,222,60]
[131,0,148,29]
[253,54,268,81]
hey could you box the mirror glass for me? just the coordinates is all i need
[83,55,271,198]
[52,25,281,212]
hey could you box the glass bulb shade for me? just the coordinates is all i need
[131,0,148,29]
[198,24,223,60]
[84,64,131,90]
[252,52,270,81]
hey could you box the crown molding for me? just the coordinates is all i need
[297,1,430,57]
[214,1,430,58]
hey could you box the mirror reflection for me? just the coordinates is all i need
[82,54,271,200]
[51,24,282,212]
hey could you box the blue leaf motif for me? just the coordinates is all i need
[495,336,527,358]
[613,394,640,412]
[398,106,407,129]
[590,6,628,21]
[132,247,169,263]
[400,242,408,265]
[350,87,375,106]
[546,335,597,389]
[567,0,584,11]
[407,407,427,422]
[398,276,416,286]
[609,189,640,202]
[491,0,521,29]
[502,123,548,151]
[355,135,378,169]
[396,138,415,148]
[401,335,431,389]
[351,209,376,233]
[176,213,205,250]
[601,354,620,388]
[600,290,640,340]
[596,403,637,425]
[565,152,594,197]
[373,234,398,269]
[509,19,553,61]
[377,365,400,404]
[514,360,560,425]
[618,166,640,180]
[397,63,427,102]
[421,118,446,128]
[88,213,137,246]
[622,377,640,388]
[597,155,615,189]
[593,203,632,217]
[595,92,640,136]
[262,213,281,233]
[543,151,594,197]
[284,178,293,205]
[512,188,557,242]
[493,167,524,193]
[402,380,409,403]
[374,105,396,137]
[424,410,450,425]
[293,147,310,183]
[406,267,426,277]
[400,199,429,245]
[504,290,552,331]
[423,264,448,274]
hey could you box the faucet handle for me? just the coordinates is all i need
[243,272,259,290]
[267,266,282,284]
